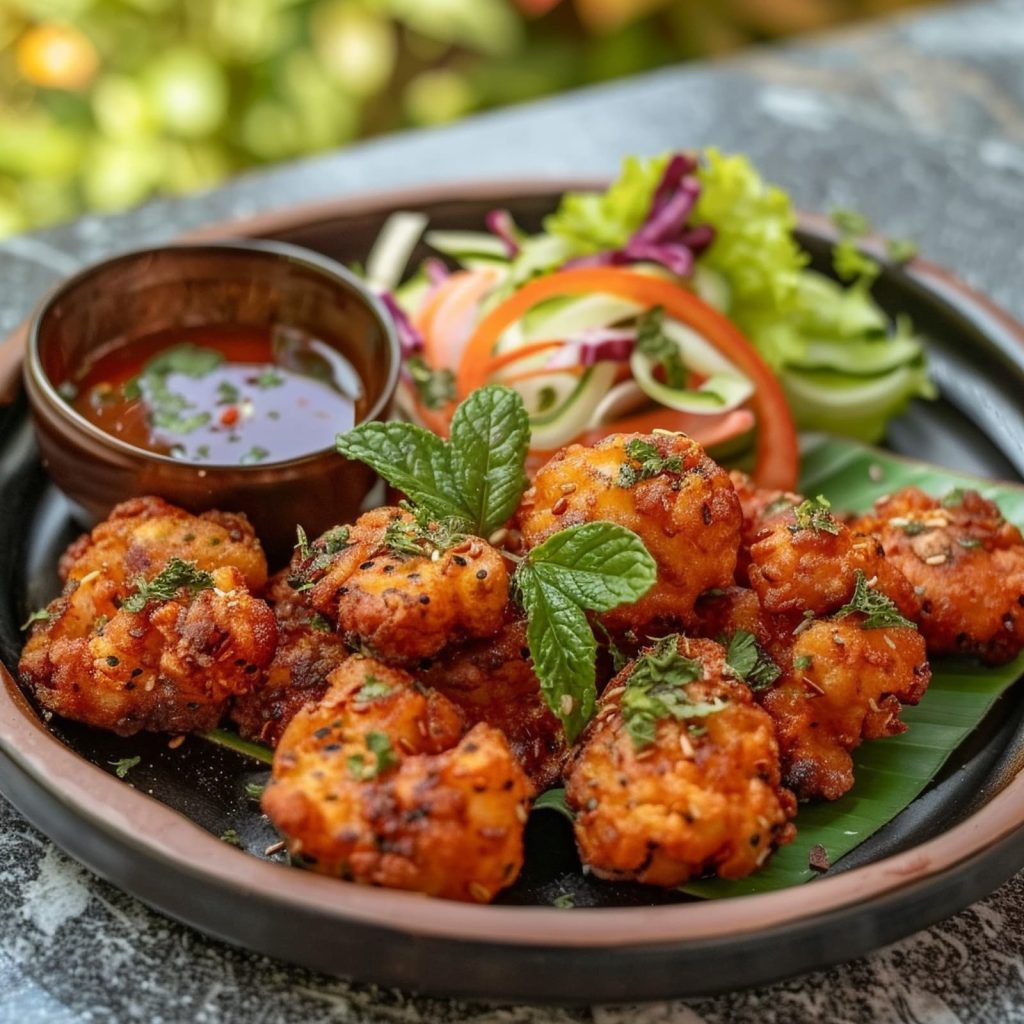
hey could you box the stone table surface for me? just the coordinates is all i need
[4,0,1024,1020]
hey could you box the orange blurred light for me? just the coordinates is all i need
[16,23,99,92]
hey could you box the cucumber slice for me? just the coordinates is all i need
[788,334,924,377]
[522,364,619,450]
[425,230,509,260]
[365,211,428,292]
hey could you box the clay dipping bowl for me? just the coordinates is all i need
[23,240,399,562]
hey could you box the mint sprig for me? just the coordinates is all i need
[515,522,657,741]
[336,384,657,741]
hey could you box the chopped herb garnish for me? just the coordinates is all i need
[136,344,223,437]
[288,525,352,590]
[834,570,917,630]
[621,635,725,749]
[216,380,240,405]
[20,607,52,631]
[616,437,684,488]
[406,355,456,410]
[794,654,814,671]
[295,524,311,559]
[240,446,271,465]
[110,756,140,779]
[255,369,285,389]
[220,828,242,847]
[594,620,629,673]
[957,536,982,550]
[724,630,780,691]
[942,488,968,508]
[245,782,265,801]
[122,558,215,613]
[383,503,465,558]
[898,520,927,536]
[347,731,398,780]
[552,892,575,909]
[308,612,333,633]
[790,495,840,535]
[635,306,685,390]
[355,676,394,703]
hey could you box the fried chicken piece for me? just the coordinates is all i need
[760,617,930,800]
[263,657,532,902]
[58,496,268,595]
[517,433,741,629]
[692,585,931,801]
[20,565,277,735]
[291,507,509,661]
[728,470,802,584]
[418,619,567,791]
[746,499,919,620]
[230,618,348,747]
[565,637,796,886]
[851,487,1024,664]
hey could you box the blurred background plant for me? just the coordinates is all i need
[0,0,938,239]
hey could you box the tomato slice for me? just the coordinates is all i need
[458,268,798,490]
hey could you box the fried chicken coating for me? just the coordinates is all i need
[291,507,509,661]
[746,499,919,620]
[418,619,567,791]
[565,637,796,886]
[693,585,931,800]
[760,617,930,800]
[517,433,741,629]
[851,487,1024,664]
[59,496,268,595]
[230,618,347,747]
[263,657,532,902]
[728,470,802,584]
[20,565,277,734]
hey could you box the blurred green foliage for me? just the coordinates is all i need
[0,0,937,238]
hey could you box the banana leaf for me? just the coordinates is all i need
[684,435,1024,897]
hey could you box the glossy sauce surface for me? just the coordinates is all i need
[65,325,364,465]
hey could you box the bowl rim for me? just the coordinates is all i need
[23,237,401,471]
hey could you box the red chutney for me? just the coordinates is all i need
[65,324,365,466]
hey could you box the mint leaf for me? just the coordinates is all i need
[525,521,657,611]
[336,421,470,525]
[790,495,840,535]
[516,566,597,742]
[447,385,530,538]
[616,437,684,488]
[336,384,530,537]
[515,521,657,740]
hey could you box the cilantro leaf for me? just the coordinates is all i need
[725,630,781,691]
[122,558,215,613]
[447,384,531,538]
[336,420,470,525]
[616,438,684,488]
[835,570,917,630]
[20,607,52,631]
[355,676,394,702]
[347,730,398,780]
[621,635,725,749]
[790,495,840,535]
[515,521,657,740]
[531,786,573,822]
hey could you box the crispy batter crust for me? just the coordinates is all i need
[518,433,741,629]
[263,657,532,902]
[565,637,796,886]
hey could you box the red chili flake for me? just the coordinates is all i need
[220,406,239,427]
[808,843,831,872]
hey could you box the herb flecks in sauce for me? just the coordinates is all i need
[67,325,364,467]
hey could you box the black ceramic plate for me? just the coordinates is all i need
[2,183,1024,1004]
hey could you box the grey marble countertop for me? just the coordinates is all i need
[4,1,1024,1020]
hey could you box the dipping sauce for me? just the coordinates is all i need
[63,324,366,465]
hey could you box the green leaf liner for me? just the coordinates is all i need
[684,436,1024,897]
